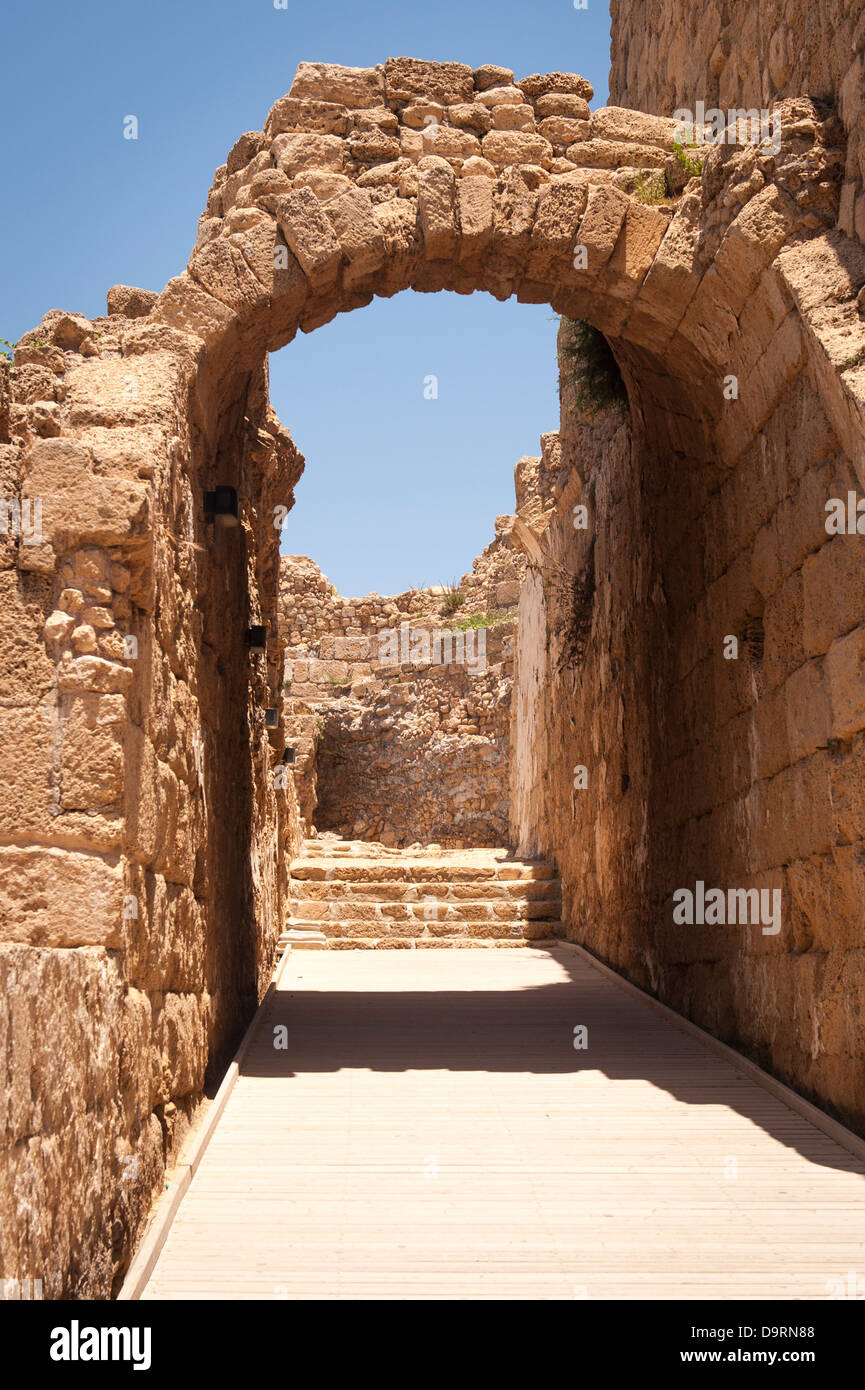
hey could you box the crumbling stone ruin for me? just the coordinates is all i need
[3,36,865,1298]
[278,530,522,848]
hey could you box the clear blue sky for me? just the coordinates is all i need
[3,1,613,595]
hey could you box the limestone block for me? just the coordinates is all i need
[152,992,207,1099]
[538,116,591,146]
[784,660,831,761]
[225,130,264,176]
[384,57,474,107]
[518,72,594,101]
[106,285,157,319]
[272,132,346,176]
[57,654,133,694]
[418,159,458,260]
[492,170,539,253]
[477,86,525,107]
[0,571,56,703]
[0,704,56,838]
[575,184,629,271]
[600,201,669,301]
[0,847,124,948]
[324,187,387,275]
[473,65,514,91]
[713,187,798,316]
[535,93,590,120]
[20,437,150,558]
[530,178,588,266]
[153,273,237,349]
[264,96,350,137]
[189,235,269,315]
[482,131,553,169]
[825,623,865,740]
[274,187,342,288]
[460,156,497,178]
[447,103,491,134]
[373,193,420,261]
[61,692,126,811]
[565,140,667,169]
[348,129,402,164]
[591,107,680,150]
[289,62,384,109]
[492,105,536,133]
[457,176,494,259]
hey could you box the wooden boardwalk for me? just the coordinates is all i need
[140,946,865,1300]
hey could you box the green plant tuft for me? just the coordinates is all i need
[632,169,667,204]
[559,318,629,417]
[441,581,465,616]
[672,135,704,177]
[450,607,516,631]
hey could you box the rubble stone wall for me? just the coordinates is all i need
[609,0,865,244]
[279,551,518,846]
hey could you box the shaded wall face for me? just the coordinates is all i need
[0,338,301,1297]
[609,0,865,242]
[512,333,865,1133]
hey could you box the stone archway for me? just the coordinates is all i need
[4,57,865,1297]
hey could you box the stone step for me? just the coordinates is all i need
[325,935,556,950]
[289,861,556,883]
[287,918,560,940]
[283,840,562,950]
[278,928,328,950]
[288,878,560,902]
[287,899,562,923]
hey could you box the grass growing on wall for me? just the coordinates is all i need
[559,318,629,418]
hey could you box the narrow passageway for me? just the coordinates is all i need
[140,945,865,1301]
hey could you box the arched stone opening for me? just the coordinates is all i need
[5,56,865,1296]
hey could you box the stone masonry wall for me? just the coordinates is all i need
[609,0,865,244]
[510,308,865,1135]
[0,306,304,1297]
[279,539,521,846]
[4,48,865,1296]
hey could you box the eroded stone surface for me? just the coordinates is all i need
[2,52,863,1302]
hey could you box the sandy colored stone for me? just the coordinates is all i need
[384,57,474,107]
[481,130,553,169]
[289,62,383,109]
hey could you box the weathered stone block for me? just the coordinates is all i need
[271,132,346,176]
[481,130,553,169]
[274,187,343,288]
[324,187,387,275]
[0,847,124,947]
[385,57,473,107]
[289,62,384,109]
[825,623,865,741]
[417,158,458,259]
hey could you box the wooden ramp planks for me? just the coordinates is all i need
[140,946,865,1300]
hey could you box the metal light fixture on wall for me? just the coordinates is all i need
[203,486,239,526]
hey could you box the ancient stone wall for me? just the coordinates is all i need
[279,550,518,846]
[510,294,865,1134]
[4,51,865,1297]
[609,0,865,243]
[0,307,304,1297]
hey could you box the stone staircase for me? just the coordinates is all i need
[278,837,563,951]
